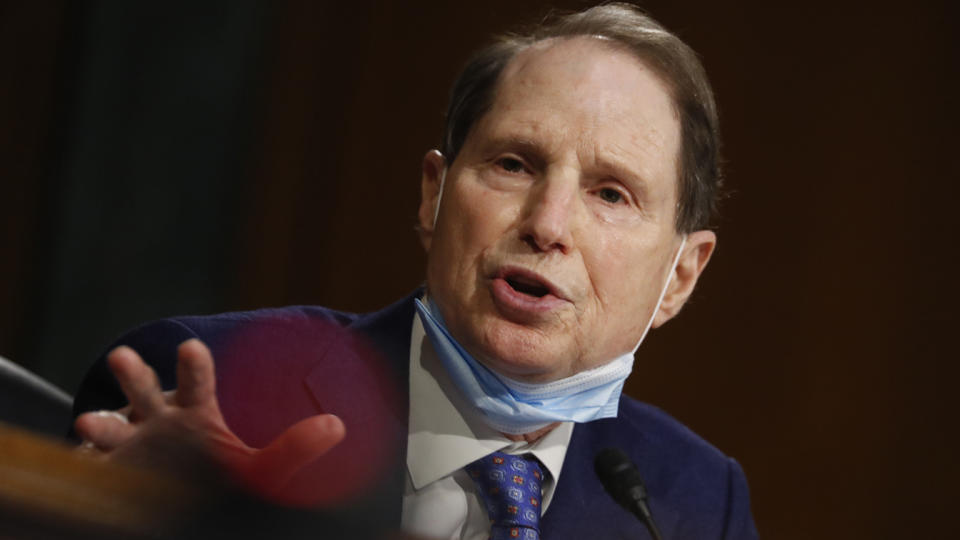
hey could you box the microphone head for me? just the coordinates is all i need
[594,447,649,511]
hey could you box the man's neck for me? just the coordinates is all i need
[501,422,560,444]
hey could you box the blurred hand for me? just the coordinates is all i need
[74,339,345,499]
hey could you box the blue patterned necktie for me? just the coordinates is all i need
[465,451,545,540]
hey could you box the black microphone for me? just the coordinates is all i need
[594,448,664,540]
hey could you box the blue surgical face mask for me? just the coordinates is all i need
[415,237,687,435]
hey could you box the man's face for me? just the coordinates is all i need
[419,37,710,383]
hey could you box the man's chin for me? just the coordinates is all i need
[470,328,576,383]
[443,306,577,382]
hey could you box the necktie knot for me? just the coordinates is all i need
[465,451,544,540]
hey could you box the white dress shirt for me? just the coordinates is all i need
[401,313,573,540]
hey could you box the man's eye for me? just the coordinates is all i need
[497,157,526,173]
[598,187,624,204]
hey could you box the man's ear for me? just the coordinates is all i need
[417,149,446,251]
[652,230,716,328]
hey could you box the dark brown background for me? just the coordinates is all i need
[2,1,958,538]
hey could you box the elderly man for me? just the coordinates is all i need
[73,4,758,539]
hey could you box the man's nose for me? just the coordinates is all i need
[519,170,578,254]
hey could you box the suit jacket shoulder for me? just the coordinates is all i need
[72,304,364,425]
[542,395,759,539]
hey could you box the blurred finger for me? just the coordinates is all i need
[175,339,217,409]
[107,346,167,419]
[245,414,346,491]
[74,409,137,451]
[76,440,99,455]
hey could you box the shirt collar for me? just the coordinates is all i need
[406,313,572,502]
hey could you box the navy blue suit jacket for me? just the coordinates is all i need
[74,292,758,539]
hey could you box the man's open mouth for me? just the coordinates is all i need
[489,266,568,315]
[505,275,551,298]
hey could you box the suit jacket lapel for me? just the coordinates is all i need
[302,291,417,528]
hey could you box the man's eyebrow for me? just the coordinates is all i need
[593,154,651,201]
[479,136,544,157]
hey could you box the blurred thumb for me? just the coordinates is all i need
[242,414,345,500]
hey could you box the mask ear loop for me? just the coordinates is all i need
[631,235,687,353]
[432,166,447,228]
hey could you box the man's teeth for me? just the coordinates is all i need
[506,276,550,297]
